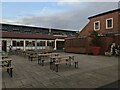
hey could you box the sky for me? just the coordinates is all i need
[1,0,119,31]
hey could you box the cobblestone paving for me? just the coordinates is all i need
[2,53,118,88]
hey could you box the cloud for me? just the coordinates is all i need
[57,0,80,4]
[1,18,23,25]
[2,2,118,31]
[1,0,119,2]
[58,0,80,2]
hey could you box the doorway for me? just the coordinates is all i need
[2,40,7,52]
[56,41,64,50]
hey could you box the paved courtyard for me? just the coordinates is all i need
[2,52,119,88]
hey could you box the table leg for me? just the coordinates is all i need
[56,64,59,72]
[42,60,44,66]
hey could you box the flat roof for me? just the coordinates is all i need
[88,8,120,19]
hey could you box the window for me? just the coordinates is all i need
[12,41,17,46]
[37,41,46,46]
[47,41,52,46]
[25,41,35,47]
[25,41,29,46]
[24,29,31,33]
[17,42,20,46]
[20,41,24,46]
[2,27,8,32]
[37,42,40,46]
[106,18,113,29]
[13,41,24,46]
[94,21,100,31]
[40,41,45,46]
[13,28,20,31]
[32,41,35,46]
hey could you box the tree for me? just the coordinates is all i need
[90,31,101,46]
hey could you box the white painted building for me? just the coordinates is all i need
[1,23,76,52]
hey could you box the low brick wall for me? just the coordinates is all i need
[65,36,118,55]
[65,47,87,54]
[65,37,91,54]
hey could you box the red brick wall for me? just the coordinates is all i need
[65,37,115,54]
[80,11,119,36]
[100,37,114,54]
[65,38,91,54]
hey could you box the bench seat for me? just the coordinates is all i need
[0,66,13,77]
[53,60,78,72]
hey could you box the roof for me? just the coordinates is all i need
[1,23,76,32]
[88,8,120,19]
[1,32,67,39]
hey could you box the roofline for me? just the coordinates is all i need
[88,8,120,19]
[0,23,77,32]
[1,32,68,39]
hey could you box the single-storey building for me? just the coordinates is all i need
[0,23,76,52]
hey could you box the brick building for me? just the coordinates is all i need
[65,9,120,54]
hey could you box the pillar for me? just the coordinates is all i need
[54,40,57,50]
[10,39,12,46]
[23,40,26,51]
[35,40,37,51]
[44,40,47,50]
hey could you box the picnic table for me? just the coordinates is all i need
[0,58,13,77]
[50,55,78,72]
[37,53,59,66]
[0,55,8,59]
[26,50,51,61]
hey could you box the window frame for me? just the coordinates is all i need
[94,21,100,31]
[106,18,113,29]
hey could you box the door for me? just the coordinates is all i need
[56,41,64,50]
[2,40,7,52]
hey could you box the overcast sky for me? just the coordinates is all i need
[1,1,119,31]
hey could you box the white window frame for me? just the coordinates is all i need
[94,21,100,31]
[106,18,113,29]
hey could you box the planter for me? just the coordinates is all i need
[91,46,101,55]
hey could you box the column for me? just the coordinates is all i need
[54,39,57,50]
[35,40,37,51]
[45,40,47,49]
[23,40,26,51]
[10,39,12,46]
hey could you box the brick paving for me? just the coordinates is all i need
[2,53,118,88]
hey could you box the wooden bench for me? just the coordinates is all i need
[0,58,13,77]
[50,56,78,72]
[29,53,38,61]
[54,60,78,72]
[0,66,13,77]
[38,55,49,66]
[38,53,60,66]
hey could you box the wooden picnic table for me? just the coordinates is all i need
[37,53,59,66]
[0,58,13,77]
[49,55,78,72]
[25,50,48,61]
[0,58,12,67]
[0,55,8,59]
[25,51,37,61]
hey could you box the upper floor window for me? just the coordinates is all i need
[106,18,113,29]
[94,21,100,31]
